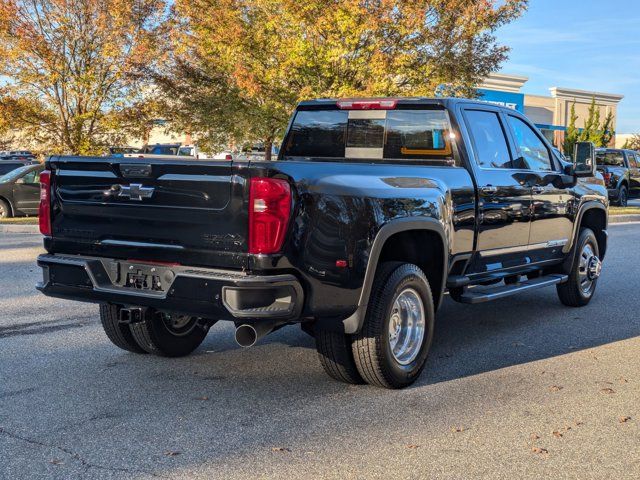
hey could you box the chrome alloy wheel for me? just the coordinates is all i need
[388,288,425,365]
[578,243,602,294]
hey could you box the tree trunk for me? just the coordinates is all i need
[264,139,273,161]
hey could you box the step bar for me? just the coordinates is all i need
[456,274,568,304]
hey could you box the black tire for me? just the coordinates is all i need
[557,228,600,307]
[0,199,12,219]
[617,185,628,207]
[315,329,364,384]
[99,304,147,354]
[352,262,435,389]
[130,310,209,357]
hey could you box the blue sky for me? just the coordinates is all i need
[496,0,640,133]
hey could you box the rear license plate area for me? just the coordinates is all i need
[118,262,175,292]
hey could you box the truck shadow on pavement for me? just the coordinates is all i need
[2,273,638,477]
[212,281,638,389]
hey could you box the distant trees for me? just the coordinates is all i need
[563,98,615,155]
[622,134,640,151]
[156,0,529,159]
[0,0,529,155]
[0,0,167,154]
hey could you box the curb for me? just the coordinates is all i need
[0,224,40,234]
[609,215,640,224]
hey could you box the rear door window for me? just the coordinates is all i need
[283,107,454,163]
[463,110,512,169]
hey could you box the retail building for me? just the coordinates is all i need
[479,73,624,149]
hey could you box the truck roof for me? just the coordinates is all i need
[297,97,504,110]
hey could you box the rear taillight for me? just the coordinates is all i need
[39,170,52,236]
[603,172,612,186]
[248,177,291,254]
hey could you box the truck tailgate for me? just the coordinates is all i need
[47,157,248,268]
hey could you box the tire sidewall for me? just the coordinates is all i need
[378,267,435,385]
[143,311,208,357]
[0,200,10,218]
[619,186,628,207]
[572,229,599,301]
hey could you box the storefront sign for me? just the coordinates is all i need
[476,89,525,113]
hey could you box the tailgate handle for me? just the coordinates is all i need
[120,164,152,178]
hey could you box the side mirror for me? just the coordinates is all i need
[573,141,596,177]
[15,177,25,184]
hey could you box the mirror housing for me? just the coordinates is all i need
[573,141,596,177]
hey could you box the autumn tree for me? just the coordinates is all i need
[0,0,167,155]
[622,134,640,151]
[159,0,529,159]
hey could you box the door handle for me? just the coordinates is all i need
[480,186,498,194]
[532,186,545,194]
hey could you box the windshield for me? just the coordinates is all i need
[282,108,454,163]
[596,151,625,167]
[0,165,31,183]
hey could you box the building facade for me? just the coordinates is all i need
[479,73,624,150]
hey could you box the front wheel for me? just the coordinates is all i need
[130,310,210,357]
[352,263,435,389]
[557,228,601,307]
[617,185,628,207]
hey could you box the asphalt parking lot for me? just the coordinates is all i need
[1,226,639,480]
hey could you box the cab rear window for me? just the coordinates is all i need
[282,108,454,163]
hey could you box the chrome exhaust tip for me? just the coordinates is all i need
[234,322,277,348]
[235,324,258,347]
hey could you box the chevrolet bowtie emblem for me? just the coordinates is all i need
[114,184,155,201]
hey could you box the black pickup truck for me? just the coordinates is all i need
[36,98,608,389]
[596,148,640,206]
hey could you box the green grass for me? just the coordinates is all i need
[609,207,640,216]
[0,217,38,225]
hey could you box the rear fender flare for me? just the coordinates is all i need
[341,217,448,334]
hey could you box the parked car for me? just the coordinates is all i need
[6,150,37,163]
[36,98,607,389]
[212,150,235,160]
[0,163,44,218]
[595,148,640,206]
